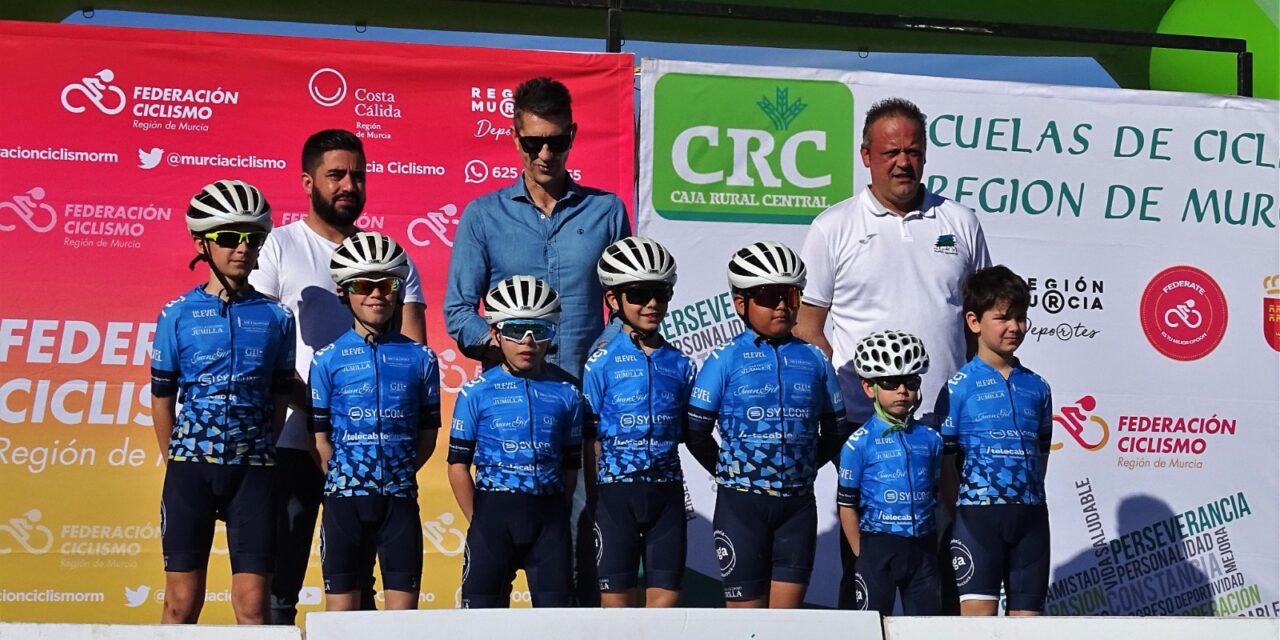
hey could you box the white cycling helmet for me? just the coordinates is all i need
[853,330,930,379]
[485,275,561,324]
[330,231,411,284]
[598,236,677,288]
[185,179,272,234]
[727,240,806,290]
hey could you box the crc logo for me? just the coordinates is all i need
[1139,265,1228,361]
[61,69,127,115]
[309,68,348,107]
[712,529,737,576]
[653,73,853,224]
[950,539,975,586]
[1051,395,1109,452]
[0,187,57,233]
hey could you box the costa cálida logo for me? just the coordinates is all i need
[1138,265,1228,361]
[1263,274,1279,352]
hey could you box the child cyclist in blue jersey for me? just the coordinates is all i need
[150,179,296,624]
[943,265,1053,616]
[838,330,943,616]
[447,276,583,608]
[584,237,695,608]
[309,232,441,611]
[686,241,847,609]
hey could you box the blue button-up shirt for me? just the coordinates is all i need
[445,177,631,380]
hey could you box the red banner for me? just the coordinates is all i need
[0,20,633,622]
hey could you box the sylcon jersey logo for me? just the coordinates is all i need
[1139,265,1228,361]
[652,73,854,224]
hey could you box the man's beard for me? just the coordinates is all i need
[310,188,363,228]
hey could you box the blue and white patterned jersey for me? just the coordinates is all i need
[582,332,694,484]
[309,330,441,498]
[687,329,845,497]
[447,366,583,495]
[150,285,295,465]
[942,356,1053,506]
[837,415,942,537]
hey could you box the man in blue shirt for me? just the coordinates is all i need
[444,76,631,381]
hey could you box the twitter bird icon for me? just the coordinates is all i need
[138,148,163,169]
[124,584,150,607]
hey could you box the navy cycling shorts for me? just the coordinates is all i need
[461,491,571,608]
[950,503,1050,611]
[320,495,422,593]
[593,482,686,593]
[712,488,816,601]
[160,461,275,574]
[855,532,942,616]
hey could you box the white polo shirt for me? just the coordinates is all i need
[249,221,426,451]
[800,187,991,426]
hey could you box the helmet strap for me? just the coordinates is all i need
[342,290,401,343]
[870,383,919,432]
[613,288,663,346]
[196,238,248,312]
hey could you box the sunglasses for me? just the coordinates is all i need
[496,320,556,344]
[621,284,673,306]
[344,277,402,297]
[746,285,800,309]
[517,132,573,155]
[203,230,267,249]
[873,375,922,392]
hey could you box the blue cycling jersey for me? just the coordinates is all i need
[687,329,845,497]
[309,330,441,498]
[837,415,942,537]
[447,366,583,495]
[582,332,694,484]
[942,356,1053,506]
[150,285,295,465]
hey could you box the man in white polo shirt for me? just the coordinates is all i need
[795,97,990,611]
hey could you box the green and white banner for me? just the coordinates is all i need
[639,58,1279,614]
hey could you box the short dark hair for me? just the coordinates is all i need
[301,129,363,175]
[513,77,573,126]
[861,98,927,148]
[963,265,1031,319]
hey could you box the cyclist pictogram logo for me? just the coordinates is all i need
[1139,265,1228,361]
[406,203,461,248]
[0,187,58,233]
[0,509,54,555]
[421,512,467,557]
[61,69,127,115]
[309,68,347,107]
[1051,395,1110,452]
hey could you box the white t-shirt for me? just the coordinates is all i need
[249,221,426,450]
[800,187,991,426]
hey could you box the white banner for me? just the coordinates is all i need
[640,58,1279,613]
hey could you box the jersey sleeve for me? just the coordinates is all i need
[836,432,866,508]
[444,204,496,355]
[1038,381,1054,455]
[308,357,333,433]
[403,256,427,306]
[581,351,607,440]
[447,383,480,464]
[562,388,584,470]
[687,348,728,433]
[420,347,442,431]
[272,307,297,395]
[799,222,834,307]
[150,303,181,398]
[970,222,993,271]
[941,377,961,455]
[820,354,846,421]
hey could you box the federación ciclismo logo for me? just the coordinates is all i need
[652,74,853,224]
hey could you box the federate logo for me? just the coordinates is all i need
[712,529,737,577]
[1139,265,1228,361]
[652,73,854,224]
[1263,274,1279,352]
[950,539,975,586]
[61,69,127,115]
[1050,395,1109,452]
[0,187,57,233]
[309,68,348,107]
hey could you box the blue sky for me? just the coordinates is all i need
[63,10,1119,88]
